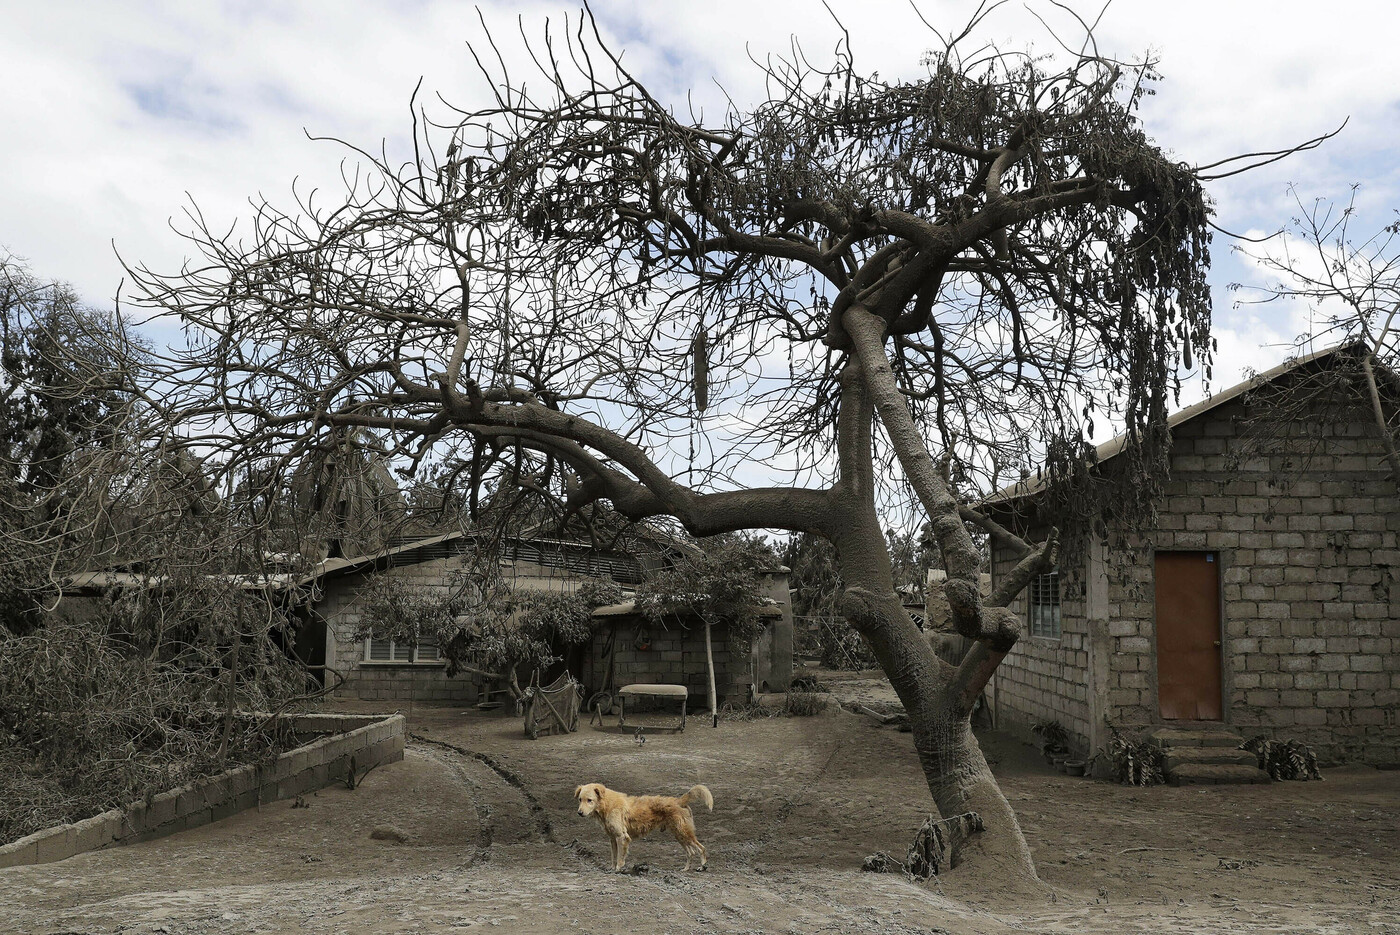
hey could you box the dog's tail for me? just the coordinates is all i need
[680,784,713,811]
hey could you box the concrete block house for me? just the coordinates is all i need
[982,346,1400,766]
[294,530,794,705]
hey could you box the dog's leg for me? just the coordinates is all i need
[685,814,707,871]
[675,815,706,871]
[617,833,631,871]
[608,834,619,871]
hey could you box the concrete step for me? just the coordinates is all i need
[1163,746,1259,772]
[1148,728,1245,749]
[1168,763,1272,785]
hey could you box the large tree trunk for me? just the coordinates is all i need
[836,552,1037,883]
[828,352,1039,884]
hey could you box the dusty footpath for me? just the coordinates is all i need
[2,700,1397,934]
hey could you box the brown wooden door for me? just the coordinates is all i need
[1154,551,1223,720]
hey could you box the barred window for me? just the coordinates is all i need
[365,637,440,664]
[1027,570,1061,639]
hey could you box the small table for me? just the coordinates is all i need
[616,683,688,732]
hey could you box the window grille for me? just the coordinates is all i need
[1027,570,1061,639]
[365,637,440,664]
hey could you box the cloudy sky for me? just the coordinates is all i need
[3,0,1398,404]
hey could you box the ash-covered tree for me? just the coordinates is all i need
[636,532,776,724]
[129,6,1313,879]
[1234,188,1400,484]
[1,257,133,495]
[355,559,622,702]
[0,256,143,631]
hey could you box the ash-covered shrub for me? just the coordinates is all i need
[355,568,622,699]
[1032,719,1071,756]
[1242,735,1323,781]
[818,616,879,670]
[782,688,829,717]
[0,607,304,844]
[1106,733,1166,786]
[717,700,779,721]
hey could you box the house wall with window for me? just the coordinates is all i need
[312,538,615,703]
[990,551,1092,749]
[315,554,481,703]
[304,532,795,706]
[986,352,1400,765]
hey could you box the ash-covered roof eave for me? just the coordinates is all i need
[591,600,784,619]
[64,570,301,595]
[981,342,1352,509]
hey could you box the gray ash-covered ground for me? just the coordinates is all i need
[3,700,1396,934]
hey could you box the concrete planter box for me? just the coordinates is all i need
[0,712,404,870]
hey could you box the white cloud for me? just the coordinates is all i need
[3,0,1397,407]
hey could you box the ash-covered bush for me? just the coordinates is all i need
[355,567,622,698]
[0,588,306,844]
[1106,733,1166,786]
[783,688,830,717]
[1242,735,1323,781]
[818,616,879,670]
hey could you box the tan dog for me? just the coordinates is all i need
[573,782,713,871]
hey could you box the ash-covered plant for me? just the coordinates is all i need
[1242,735,1323,781]
[356,574,464,646]
[783,688,829,717]
[634,533,776,646]
[1106,733,1166,786]
[717,699,779,722]
[818,615,879,671]
[0,584,305,844]
[355,563,622,699]
[784,533,878,671]
[1032,719,1071,756]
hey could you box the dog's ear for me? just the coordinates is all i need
[573,785,584,800]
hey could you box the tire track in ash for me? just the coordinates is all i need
[409,735,553,850]
[407,741,494,863]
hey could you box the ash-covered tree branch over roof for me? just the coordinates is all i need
[126,4,1306,881]
[1233,188,1400,483]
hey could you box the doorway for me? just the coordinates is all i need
[1153,551,1223,720]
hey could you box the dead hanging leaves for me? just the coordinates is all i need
[692,327,709,413]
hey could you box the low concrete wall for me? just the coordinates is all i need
[0,713,405,869]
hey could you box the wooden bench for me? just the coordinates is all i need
[616,683,688,732]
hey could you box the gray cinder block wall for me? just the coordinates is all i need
[0,714,405,869]
[990,386,1400,766]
